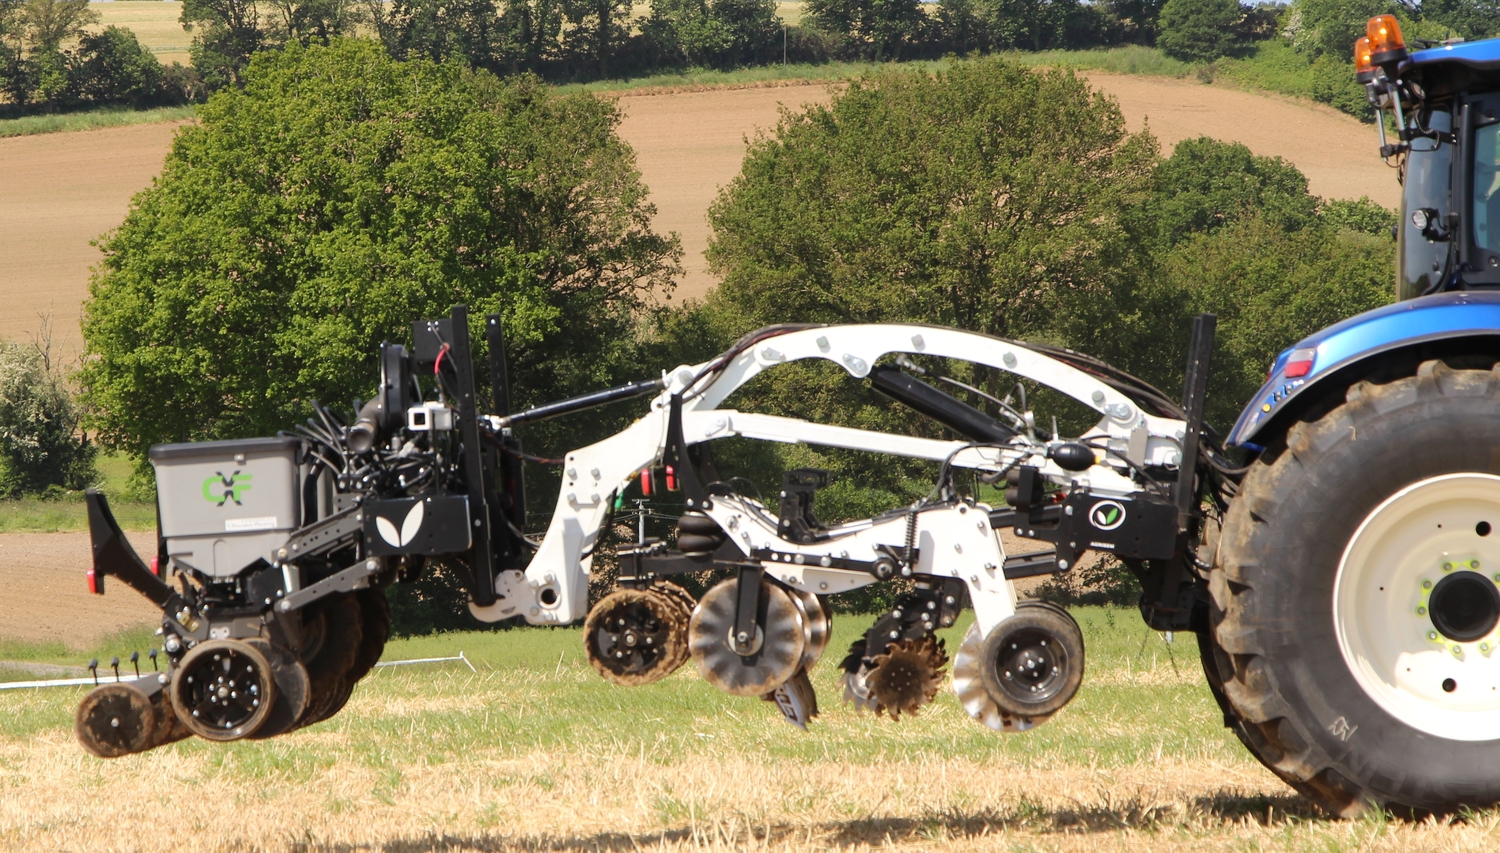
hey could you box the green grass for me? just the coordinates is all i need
[0,607,1230,768]
[14,606,1495,849]
[997,44,1196,78]
[1212,40,1326,102]
[0,104,197,139]
[0,453,153,532]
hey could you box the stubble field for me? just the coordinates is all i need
[7,609,1499,852]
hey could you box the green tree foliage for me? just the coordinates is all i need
[703,68,1394,466]
[804,0,928,60]
[385,0,506,70]
[181,0,265,87]
[707,59,1156,344]
[0,340,96,497]
[1155,0,1239,62]
[1132,136,1318,247]
[1322,195,1398,235]
[0,2,194,111]
[1283,0,1394,59]
[645,0,781,69]
[1421,0,1500,42]
[71,27,164,107]
[702,60,1156,516]
[81,40,680,465]
[1149,218,1393,427]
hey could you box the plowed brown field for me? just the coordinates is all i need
[0,530,159,644]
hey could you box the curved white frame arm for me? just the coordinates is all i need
[470,324,1185,626]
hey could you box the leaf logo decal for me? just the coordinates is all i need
[1088,500,1126,531]
[376,501,425,547]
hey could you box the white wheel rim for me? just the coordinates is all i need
[1335,473,1500,741]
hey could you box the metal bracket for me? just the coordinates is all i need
[277,558,384,613]
[275,506,363,561]
[730,563,764,656]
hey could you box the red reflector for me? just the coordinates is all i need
[640,468,652,497]
[150,556,161,578]
[665,465,678,491]
[1284,347,1316,379]
[87,568,102,595]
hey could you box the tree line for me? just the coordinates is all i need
[0,0,204,113]
[4,0,1500,114]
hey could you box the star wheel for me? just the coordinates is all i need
[584,588,689,686]
[649,579,698,624]
[866,635,948,719]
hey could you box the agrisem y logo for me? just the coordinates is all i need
[1088,500,1126,531]
[376,501,425,548]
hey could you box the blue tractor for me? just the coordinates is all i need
[1203,16,1500,816]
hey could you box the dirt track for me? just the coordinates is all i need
[0,531,160,645]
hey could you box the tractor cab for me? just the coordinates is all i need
[1361,20,1500,297]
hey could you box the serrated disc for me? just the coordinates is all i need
[690,579,805,696]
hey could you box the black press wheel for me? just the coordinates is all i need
[170,639,276,741]
[978,602,1084,717]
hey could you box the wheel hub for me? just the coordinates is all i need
[1334,473,1500,741]
[1429,570,1500,642]
[995,630,1062,701]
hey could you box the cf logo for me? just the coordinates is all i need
[203,472,252,506]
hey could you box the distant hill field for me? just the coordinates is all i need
[92,1,192,66]
[0,74,1399,357]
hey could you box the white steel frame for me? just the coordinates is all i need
[470,324,1186,634]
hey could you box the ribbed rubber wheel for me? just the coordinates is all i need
[1209,360,1500,816]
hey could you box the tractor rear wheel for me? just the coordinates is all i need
[1210,360,1500,815]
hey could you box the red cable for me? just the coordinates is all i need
[434,343,450,376]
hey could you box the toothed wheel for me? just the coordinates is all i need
[689,579,805,696]
[866,636,948,719]
[170,639,276,741]
[649,579,697,623]
[584,588,689,686]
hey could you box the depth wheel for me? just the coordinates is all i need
[76,682,157,758]
[977,602,1083,718]
[1213,361,1500,816]
[584,588,689,686]
[244,638,310,739]
[170,639,276,741]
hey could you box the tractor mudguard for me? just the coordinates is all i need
[1227,291,1500,449]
